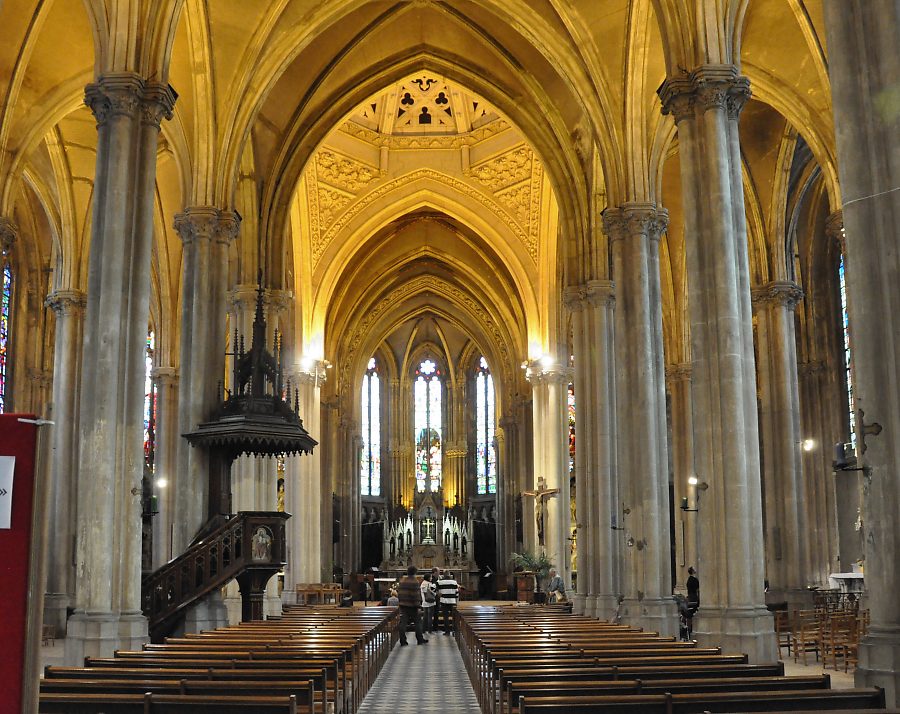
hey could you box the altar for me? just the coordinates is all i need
[828,572,865,593]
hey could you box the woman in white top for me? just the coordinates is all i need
[420,573,437,633]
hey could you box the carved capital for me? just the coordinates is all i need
[296,358,329,385]
[151,366,179,388]
[228,284,260,313]
[27,368,53,388]
[0,217,18,253]
[525,360,573,385]
[665,362,692,384]
[564,279,616,311]
[658,76,695,122]
[267,289,293,315]
[45,289,87,316]
[751,280,804,311]
[84,73,144,125]
[659,66,750,121]
[175,206,241,246]
[603,204,668,243]
[141,82,177,128]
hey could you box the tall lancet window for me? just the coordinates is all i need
[475,356,496,494]
[567,382,576,476]
[839,253,856,451]
[414,358,442,492]
[143,331,156,471]
[0,259,11,412]
[360,357,381,497]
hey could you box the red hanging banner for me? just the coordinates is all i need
[0,414,39,712]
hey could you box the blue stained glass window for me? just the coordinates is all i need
[414,359,442,492]
[0,262,10,412]
[361,357,381,497]
[839,254,855,451]
[475,356,496,494]
[143,331,156,470]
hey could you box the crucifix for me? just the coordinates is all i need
[523,476,559,547]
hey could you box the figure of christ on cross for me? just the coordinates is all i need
[523,476,560,546]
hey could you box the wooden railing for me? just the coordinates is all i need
[141,511,288,641]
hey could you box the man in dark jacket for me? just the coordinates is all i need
[436,571,459,635]
[397,565,427,645]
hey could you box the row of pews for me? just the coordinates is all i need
[457,605,899,714]
[39,605,398,713]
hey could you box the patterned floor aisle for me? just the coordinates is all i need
[357,633,481,713]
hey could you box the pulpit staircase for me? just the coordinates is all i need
[141,511,288,642]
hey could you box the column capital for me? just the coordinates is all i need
[268,289,293,315]
[602,203,668,243]
[524,360,573,385]
[294,358,329,385]
[659,65,751,121]
[228,284,259,313]
[665,362,692,384]
[175,206,241,246]
[45,289,87,315]
[151,366,178,386]
[825,210,845,251]
[84,73,176,128]
[563,279,615,311]
[751,280,804,311]
[0,217,17,253]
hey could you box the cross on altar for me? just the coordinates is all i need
[523,476,559,546]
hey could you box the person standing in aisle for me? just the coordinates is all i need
[397,566,427,646]
[420,572,437,633]
[436,570,459,635]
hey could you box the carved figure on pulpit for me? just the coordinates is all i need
[461,535,467,556]
[444,528,451,548]
[252,526,272,561]
[398,531,404,552]
[390,535,396,557]
[406,527,413,548]
[453,531,459,552]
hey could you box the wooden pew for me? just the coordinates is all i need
[39,692,300,713]
[516,688,887,714]
[504,675,830,714]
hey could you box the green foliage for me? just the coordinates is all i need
[509,550,555,591]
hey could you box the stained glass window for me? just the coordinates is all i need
[839,253,855,451]
[360,357,381,497]
[475,356,496,495]
[0,261,10,412]
[567,382,576,476]
[414,358,442,492]
[143,331,156,470]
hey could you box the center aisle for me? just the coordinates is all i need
[357,632,481,713]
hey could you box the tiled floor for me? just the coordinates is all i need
[357,633,481,714]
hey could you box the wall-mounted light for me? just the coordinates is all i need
[156,477,168,489]
[687,475,698,486]
[801,438,816,452]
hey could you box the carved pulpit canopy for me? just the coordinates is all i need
[185,279,317,459]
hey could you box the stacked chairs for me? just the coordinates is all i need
[40,604,398,713]
[457,605,894,714]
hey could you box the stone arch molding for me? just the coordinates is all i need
[333,274,520,411]
[308,173,542,353]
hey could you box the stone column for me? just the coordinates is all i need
[824,3,900,702]
[283,360,326,599]
[150,366,177,570]
[43,289,87,635]
[564,280,618,619]
[666,363,696,595]
[604,204,677,635]
[526,363,572,591]
[752,281,811,606]
[66,74,176,664]
[499,415,519,569]
[659,66,775,661]
[172,207,240,552]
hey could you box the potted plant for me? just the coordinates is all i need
[510,550,554,603]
